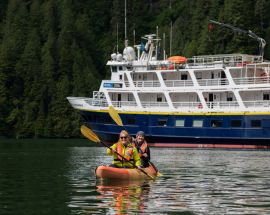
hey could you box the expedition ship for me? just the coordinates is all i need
[67,21,270,149]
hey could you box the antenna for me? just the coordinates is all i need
[156,26,159,59]
[170,21,172,56]
[117,23,119,53]
[124,0,128,47]
[163,33,166,60]
[133,29,135,46]
[169,0,172,56]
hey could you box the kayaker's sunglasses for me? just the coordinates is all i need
[120,136,127,139]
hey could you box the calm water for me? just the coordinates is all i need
[1,139,270,215]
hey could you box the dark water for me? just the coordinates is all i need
[1,139,270,215]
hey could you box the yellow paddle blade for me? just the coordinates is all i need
[80,125,101,143]
[157,172,163,177]
[108,106,123,126]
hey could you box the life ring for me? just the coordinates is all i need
[260,72,268,81]
[197,103,203,109]
[168,64,174,70]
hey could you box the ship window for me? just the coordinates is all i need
[119,75,122,80]
[111,66,117,72]
[231,120,241,127]
[127,117,136,125]
[175,120,185,127]
[119,66,123,71]
[211,120,223,127]
[157,94,162,102]
[128,94,133,101]
[263,94,270,100]
[196,72,202,79]
[251,120,261,127]
[143,74,147,80]
[158,119,167,126]
[193,120,203,127]
[181,74,187,80]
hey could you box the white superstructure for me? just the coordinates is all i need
[67,34,270,114]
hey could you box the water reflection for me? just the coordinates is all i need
[96,180,151,215]
[2,141,270,215]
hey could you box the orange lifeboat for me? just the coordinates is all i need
[167,56,187,64]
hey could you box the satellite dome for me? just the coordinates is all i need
[116,53,123,61]
[123,46,136,61]
[111,53,117,60]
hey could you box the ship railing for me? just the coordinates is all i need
[197,78,229,86]
[111,101,137,107]
[173,102,201,109]
[141,101,169,108]
[189,54,263,67]
[93,91,106,99]
[206,101,239,109]
[233,76,270,85]
[85,98,108,107]
[172,101,239,109]
[164,80,194,87]
[243,100,270,108]
[148,62,170,71]
[147,61,186,71]
[133,80,161,87]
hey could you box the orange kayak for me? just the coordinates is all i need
[95,165,158,180]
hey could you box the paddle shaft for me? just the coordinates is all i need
[99,141,154,179]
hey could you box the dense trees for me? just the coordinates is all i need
[0,0,269,138]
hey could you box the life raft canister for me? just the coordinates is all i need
[167,56,187,64]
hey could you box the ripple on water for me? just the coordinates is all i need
[3,146,267,215]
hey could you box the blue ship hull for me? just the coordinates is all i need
[81,110,270,149]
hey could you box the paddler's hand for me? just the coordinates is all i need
[109,148,117,154]
[142,153,148,157]
[137,166,144,169]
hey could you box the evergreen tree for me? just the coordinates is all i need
[0,0,29,137]
[0,0,270,138]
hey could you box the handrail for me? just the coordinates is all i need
[197,78,228,86]
[70,97,270,111]
[233,76,270,85]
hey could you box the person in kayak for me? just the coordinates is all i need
[107,130,142,168]
[133,131,151,168]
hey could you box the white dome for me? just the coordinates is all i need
[116,53,123,61]
[123,46,136,61]
[111,53,117,60]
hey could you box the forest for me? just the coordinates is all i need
[0,0,270,138]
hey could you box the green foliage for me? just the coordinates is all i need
[0,0,270,138]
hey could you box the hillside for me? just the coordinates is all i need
[0,0,270,138]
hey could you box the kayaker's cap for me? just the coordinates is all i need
[136,131,145,137]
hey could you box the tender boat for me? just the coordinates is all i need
[95,165,158,180]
